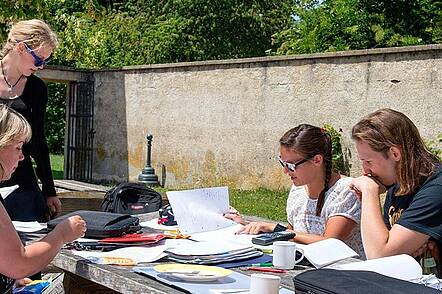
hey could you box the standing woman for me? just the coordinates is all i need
[0,105,86,293]
[0,19,61,221]
[225,124,364,258]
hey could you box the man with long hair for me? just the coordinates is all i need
[350,108,442,275]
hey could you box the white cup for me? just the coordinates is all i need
[249,273,280,294]
[272,241,304,269]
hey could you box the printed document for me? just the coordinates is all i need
[166,187,236,234]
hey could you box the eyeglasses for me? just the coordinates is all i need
[278,156,309,172]
[23,42,50,67]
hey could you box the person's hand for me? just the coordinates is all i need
[235,222,275,235]
[47,196,62,218]
[54,215,87,243]
[15,278,32,287]
[223,207,246,225]
[349,175,386,200]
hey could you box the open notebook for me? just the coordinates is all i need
[296,238,359,268]
[330,254,423,281]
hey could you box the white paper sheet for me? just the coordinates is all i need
[0,185,19,199]
[166,187,236,234]
[191,224,255,246]
[333,254,422,281]
[12,221,47,232]
[72,245,170,264]
[140,218,179,230]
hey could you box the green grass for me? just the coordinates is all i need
[229,188,288,221]
[50,154,64,180]
[157,187,289,221]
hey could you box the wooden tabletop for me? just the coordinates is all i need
[50,250,312,293]
[45,212,318,293]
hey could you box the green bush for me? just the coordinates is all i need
[46,83,67,154]
[426,133,442,162]
[323,124,351,176]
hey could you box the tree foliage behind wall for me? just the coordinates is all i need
[273,0,442,55]
[0,0,293,153]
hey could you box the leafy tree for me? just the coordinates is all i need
[56,0,293,68]
[274,0,442,55]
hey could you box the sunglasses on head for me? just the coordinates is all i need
[278,156,310,172]
[23,42,50,67]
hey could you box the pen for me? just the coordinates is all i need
[249,263,273,267]
[257,248,273,254]
[247,267,287,273]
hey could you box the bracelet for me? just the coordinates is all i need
[273,223,287,232]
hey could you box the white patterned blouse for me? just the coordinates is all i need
[286,177,365,259]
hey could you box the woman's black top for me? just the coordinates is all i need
[0,74,56,198]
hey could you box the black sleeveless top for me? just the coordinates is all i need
[0,196,16,293]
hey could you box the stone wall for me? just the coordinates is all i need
[87,45,442,189]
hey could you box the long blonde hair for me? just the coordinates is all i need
[0,105,32,179]
[0,19,58,58]
[352,108,439,195]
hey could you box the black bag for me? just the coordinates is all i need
[101,182,162,214]
[294,269,440,294]
[47,210,141,239]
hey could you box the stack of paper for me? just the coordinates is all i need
[165,240,262,264]
[72,245,170,265]
[12,221,47,233]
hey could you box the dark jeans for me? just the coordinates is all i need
[4,190,47,222]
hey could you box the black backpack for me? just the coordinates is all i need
[101,182,162,214]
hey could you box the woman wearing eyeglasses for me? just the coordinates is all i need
[0,105,86,293]
[0,19,61,222]
[225,124,364,258]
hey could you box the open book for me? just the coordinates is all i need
[297,238,359,268]
[330,254,422,281]
[296,239,423,282]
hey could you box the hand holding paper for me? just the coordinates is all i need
[166,187,236,234]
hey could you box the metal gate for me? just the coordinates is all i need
[65,80,95,182]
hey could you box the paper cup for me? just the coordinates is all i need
[249,273,280,294]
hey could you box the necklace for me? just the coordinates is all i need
[1,60,23,94]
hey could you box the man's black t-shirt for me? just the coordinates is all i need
[383,165,442,275]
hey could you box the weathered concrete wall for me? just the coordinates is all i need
[91,45,442,189]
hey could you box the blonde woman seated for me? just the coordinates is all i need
[0,105,86,293]
[225,124,364,258]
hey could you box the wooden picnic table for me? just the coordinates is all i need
[45,212,312,293]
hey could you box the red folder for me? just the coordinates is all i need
[99,233,165,244]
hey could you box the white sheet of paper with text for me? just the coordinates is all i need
[166,187,236,234]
